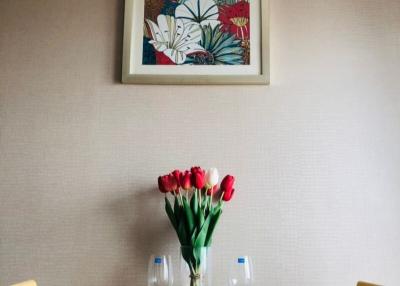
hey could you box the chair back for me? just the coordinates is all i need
[10,280,37,286]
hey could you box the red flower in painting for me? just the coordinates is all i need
[218,1,250,40]
[155,51,176,65]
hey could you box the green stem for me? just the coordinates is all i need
[219,191,225,203]
[179,190,184,205]
[189,267,201,286]
[198,188,202,207]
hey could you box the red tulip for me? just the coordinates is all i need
[172,170,182,193]
[190,166,202,173]
[180,170,192,190]
[158,176,167,193]
[190,166,206,189]
[221,175,235,201]
[158,174,178,193]
[207,184,218,196]
[222,187,235,201]
[172,170,181,182]
[221,175,234,191]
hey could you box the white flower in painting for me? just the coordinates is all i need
[175,0,220,28]
[146,15,204,64]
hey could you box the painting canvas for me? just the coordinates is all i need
[142,0,251,66]
[122,0,269,84]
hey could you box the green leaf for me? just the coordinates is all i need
[198,207,205,229]
[201,194,207,210]
[183,196,196,238]
[174,196,181,224]
[178,217,188,245]
[165,197,178,232]
[181,246,193,267]
[192,246,202,268]
[214,200,223,212]
[205,208,222,247]
[190,225,198,245]
[194,214,212,248]
[190,191,198,217]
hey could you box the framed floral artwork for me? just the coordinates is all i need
[122,0,269,84]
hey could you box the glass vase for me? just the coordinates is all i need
[180,246,212,286]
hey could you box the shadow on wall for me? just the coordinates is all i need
[108,186,176,286]
[113,0,124,83]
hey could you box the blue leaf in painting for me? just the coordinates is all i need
[142,37,156,65]
[160,0,179,16]
[185,24,244,65]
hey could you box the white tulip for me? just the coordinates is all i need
[206,168,219,188]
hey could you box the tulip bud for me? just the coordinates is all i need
[190,166,206,189]
[180,170,192,190]
[158,174,178,193]
[205,168,219,188]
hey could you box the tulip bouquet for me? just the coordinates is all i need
[157,167,236,286]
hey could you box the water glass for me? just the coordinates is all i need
[147,255,173,286]
[228,256,254,286]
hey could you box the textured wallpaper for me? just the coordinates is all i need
[1,0,400,285]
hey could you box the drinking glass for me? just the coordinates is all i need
[228,256,254,286]
[147,255,173,286]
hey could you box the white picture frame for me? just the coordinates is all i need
[122,0,269,85]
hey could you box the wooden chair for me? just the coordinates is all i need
[10,280,37,286]
[357,281,382,286]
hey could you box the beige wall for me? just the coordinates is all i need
[1,0,400,285]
